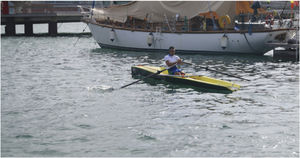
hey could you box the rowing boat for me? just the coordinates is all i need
[131,65,241,92]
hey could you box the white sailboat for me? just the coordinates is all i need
[82,1,295,55]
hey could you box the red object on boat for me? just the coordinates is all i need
[1,1,9,15]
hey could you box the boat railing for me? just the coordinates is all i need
[86,16,228,33]
[82,15,296,34]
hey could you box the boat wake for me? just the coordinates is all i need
[86,85,114,93]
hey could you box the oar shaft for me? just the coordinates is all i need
[120,71,160,89]
[183,61,250,81]
[204,66,250,81]
[120,68,166,89]
[120,64,179,89]
[120,78,144,89]
[205,67,250,81]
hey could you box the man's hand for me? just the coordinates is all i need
[177,59,183,65]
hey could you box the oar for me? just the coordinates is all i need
[120,66,171,89]
[183,61,251,81]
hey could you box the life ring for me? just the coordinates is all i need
[218,15,231,29]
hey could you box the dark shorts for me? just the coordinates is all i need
[168,66,182,75]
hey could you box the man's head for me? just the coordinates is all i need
[169,46,175,56]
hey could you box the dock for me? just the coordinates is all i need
[1,1,87,36]
[1,13,83,36]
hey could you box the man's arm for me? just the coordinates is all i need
[166,59,182,67]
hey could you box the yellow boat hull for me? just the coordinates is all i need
[131,65,240,92]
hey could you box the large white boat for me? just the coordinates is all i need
[82,1,295,55]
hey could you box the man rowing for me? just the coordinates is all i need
[164,46,185,76]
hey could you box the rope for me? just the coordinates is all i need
[243,33,258,52]
[280,1,288,18]
[57,23,63,31]
[73,24,89,46]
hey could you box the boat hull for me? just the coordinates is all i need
[131,65,240,92]
[88,22,289,55]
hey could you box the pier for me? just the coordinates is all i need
[1,1,87,36]
[1,13,83,36]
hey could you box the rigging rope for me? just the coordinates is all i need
[243,32,259,52]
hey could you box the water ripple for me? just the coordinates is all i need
[1,32,299,157]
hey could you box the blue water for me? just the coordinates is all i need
[1,22,299,157]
